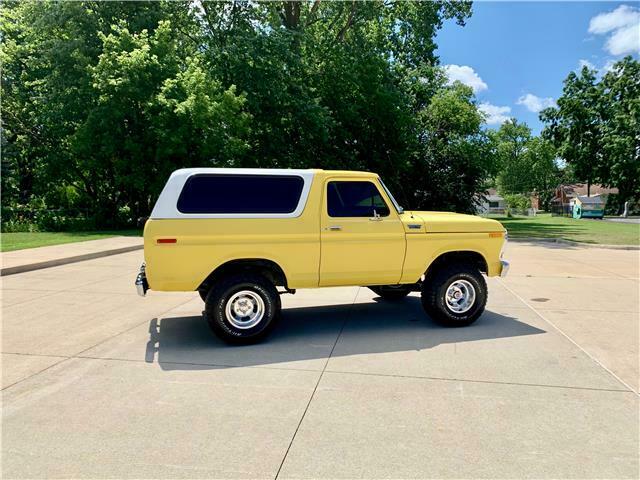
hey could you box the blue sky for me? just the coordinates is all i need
[435,1,640,134]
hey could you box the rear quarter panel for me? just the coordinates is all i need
[144,177,323,291]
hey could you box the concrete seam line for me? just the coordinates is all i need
[498,278,639,396]
[69,355,631,393]
[1,357,72,392]
[274,287,360,480]
[73,355,321,374]
[2,352,70,359]
[1,244,143,276]
[322,369,631,393]
[71,296,196,359]
[4,271,133,309]
[1,296,194,392]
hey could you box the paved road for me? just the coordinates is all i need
[2,243,638,478]
[604,217,640,224]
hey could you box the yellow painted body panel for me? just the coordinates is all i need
[319,175,406,286]
[399,232,505,283]
[409,211,505,233]
[397,211,505,282]
[144,173,325,291]
[144,170,506,292]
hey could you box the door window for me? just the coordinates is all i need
[327,181,390,218]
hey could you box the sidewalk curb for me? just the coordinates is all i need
[510,237,640,250]
[1,244,143,276]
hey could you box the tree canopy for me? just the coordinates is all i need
[492,119,562,210]
[3,1,636,229]
[541,57,640,209]
[2,0,504,229]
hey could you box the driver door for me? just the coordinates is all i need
[319,178,406,286]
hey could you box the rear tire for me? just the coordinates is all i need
[421,263,487,327]
[369,285,412,301]
[204,273,280,344]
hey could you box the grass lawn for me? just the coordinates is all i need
[492,213,639,245]
[0,230,141,252]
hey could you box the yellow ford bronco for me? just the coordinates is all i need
[136,168,509,344]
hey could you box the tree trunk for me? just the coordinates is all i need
[282,1,301,30]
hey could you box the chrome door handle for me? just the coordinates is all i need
[326,225,342,231]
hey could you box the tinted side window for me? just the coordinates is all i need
[327,181,390,217]
[177,174,304,214]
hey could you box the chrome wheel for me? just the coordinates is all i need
[445,279,476,314]
[225,290,265,329]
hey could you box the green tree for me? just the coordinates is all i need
[492,119,531,173]
[597,57,640,209]
[3,0,497,228]
[76,20,250,221]
[409,82,496,213]
[540,66,602,195]
[541,57,640,211]
[1,1,249,225]
[1,1,170,208]
[493,120,560,210]
[193,1,473,193]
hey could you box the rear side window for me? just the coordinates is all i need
[177,174,304,214]
[327,181,390,217]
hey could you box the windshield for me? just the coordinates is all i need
[379,179,404,214]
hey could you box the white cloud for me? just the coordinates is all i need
[605,24,640,55]
[601,59,616,73]
[588,5,640,55]
[443,64,488,93]
[517,93,556,113]
[478,102,511,125]
[578,59,596,70]
[588,5,639,34]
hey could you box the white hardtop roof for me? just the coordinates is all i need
[151,168,317,219]
[170,168,317,176]
[166,168,377,178]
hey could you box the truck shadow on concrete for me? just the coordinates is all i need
[145,296,546,371]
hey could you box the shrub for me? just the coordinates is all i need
[1,206,96,232]
[503,194,531,216]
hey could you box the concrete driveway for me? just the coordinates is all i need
[2,243,638,478]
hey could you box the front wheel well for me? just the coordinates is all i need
[198,259,287,294]
[424,251,488,280]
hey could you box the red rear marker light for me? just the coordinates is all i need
[157,238,177,244]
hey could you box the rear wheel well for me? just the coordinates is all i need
[198,259,287,294]
[424,251,488,280]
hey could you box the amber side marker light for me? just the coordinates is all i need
[157,238,177,244]
[488,232,503,238]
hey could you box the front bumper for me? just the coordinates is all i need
[135,263,149,297]
[500,260,510,277]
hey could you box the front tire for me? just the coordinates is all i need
[421,263,487,327]
[198,288,208,302]
[369,285,412,301]
[204,273,280,344]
